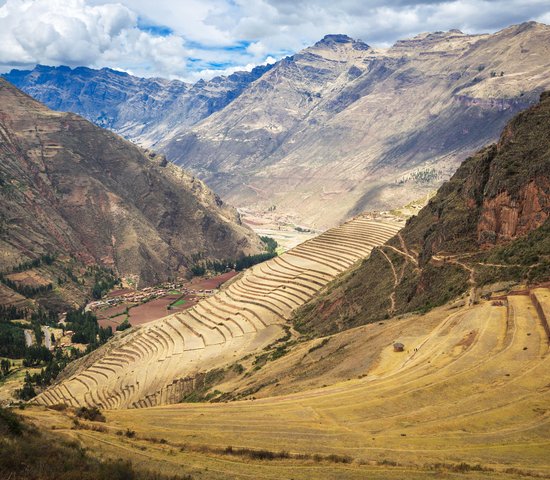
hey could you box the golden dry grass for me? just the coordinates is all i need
[22,290,550,479]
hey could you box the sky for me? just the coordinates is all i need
[0,0,549,82]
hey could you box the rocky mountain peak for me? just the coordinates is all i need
[313,34,370,51]
[315,34,353,45]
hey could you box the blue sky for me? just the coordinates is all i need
[0,0,549,82]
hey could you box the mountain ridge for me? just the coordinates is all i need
[2,62,273,147]
[4,22,550,229]
[163,21,550,227]
[293,90,550,336]
[0,79,261,309]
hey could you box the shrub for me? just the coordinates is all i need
[116,319,132,331]
[0,406,23,435]
[75,406,106,422]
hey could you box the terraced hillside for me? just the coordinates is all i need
[34,217,400,409]
[100,288,550,477]
[24,287,550,479]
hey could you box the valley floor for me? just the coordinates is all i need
[21,288,550,479]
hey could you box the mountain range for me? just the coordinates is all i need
[5,22,550,228]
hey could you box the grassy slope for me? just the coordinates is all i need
[0,406,191,480]
[16,291,550,479]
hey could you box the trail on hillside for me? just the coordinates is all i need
[382,245,419,270]
[432,254,477,306]
[378,248,398,314]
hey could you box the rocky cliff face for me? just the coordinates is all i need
[2,63,273,147]
[0,79,261,298]
[293,91,550,336]
[477,181,549,243]
[163,22,550,228]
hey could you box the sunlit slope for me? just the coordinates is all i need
[35,217,400,409]
[107,290,550,473]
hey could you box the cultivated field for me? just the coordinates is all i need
[34,216,401,409]
[23,288,550,479]
[105,291,550,473]
[96,272,239,329]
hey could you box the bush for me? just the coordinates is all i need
[75,406,106,422]
[0,406,23,435]
[116,319,131,332]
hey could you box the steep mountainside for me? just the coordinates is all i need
[0,79,261,307]
[165,23,550,227]
[293,90,550,336]
[2,63,272,147]
[5,23,550,229]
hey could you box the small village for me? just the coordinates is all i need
[19,276,228,355]
[85,281,216,313]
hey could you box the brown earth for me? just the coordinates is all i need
[0,79,262,312]
[187,271,239,290]
[6,270,51,287]
[127,296,181,326]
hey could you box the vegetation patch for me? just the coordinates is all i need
[260,236,278,254]
[116,318,132,332]
[75,406,106,422]
[0,406,191,480]
[307,337,331,354]
[179,368,226,403]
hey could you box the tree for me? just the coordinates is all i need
[116,319,131,332]
[23,345,52,367]
[16,380,36,400]
[0,359,10,376]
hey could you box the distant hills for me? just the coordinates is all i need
[0,79,261,310]
[3,63,272,148]
[294,91,550,336]
[4,22,550,228]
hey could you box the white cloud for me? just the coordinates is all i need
[186,55,277,82]
[1,0,549,81]
[0,0,188,77]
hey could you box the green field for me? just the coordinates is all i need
[170,298,186,307]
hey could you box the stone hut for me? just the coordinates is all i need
[393,342,405,352]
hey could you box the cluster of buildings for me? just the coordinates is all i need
[85,281,217,313]
[85,282,183,312]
